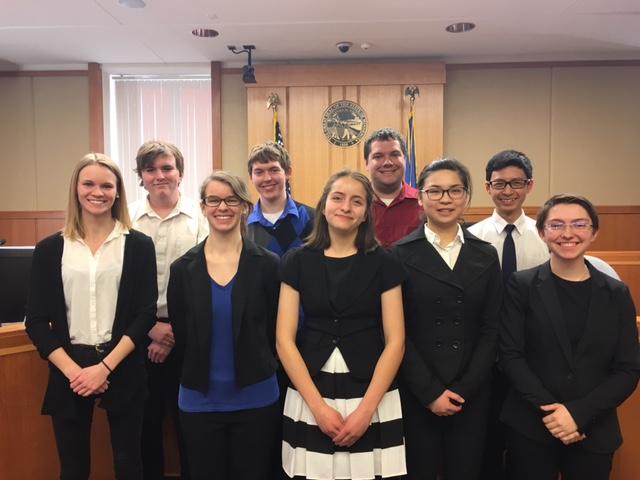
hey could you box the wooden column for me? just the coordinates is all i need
[88,62,104,153]
[211,61,222,170]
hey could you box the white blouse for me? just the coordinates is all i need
[62,222,128,345]
[423,223,465,270]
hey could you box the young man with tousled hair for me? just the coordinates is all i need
[129,140,208,480]
[246,141,314,256]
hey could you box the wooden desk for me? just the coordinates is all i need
[0,324,115,479]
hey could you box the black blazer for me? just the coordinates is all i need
[167,238,280,393]
[393,227,503,405]
[25,230,157,416]
[281,246,405,380]
[500,261,639,453]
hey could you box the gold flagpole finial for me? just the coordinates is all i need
[267,93,281,111]
[404,86,420,106]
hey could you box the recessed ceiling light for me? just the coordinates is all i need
[192,28,219,38]
[118,0,146,8]
[445,22,476,33]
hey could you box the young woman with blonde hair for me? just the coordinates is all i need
[26,153,157,479]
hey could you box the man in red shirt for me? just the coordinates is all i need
[364,128,422,247]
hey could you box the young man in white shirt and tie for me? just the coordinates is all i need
[468,150,548,480]
[129,140,209,480]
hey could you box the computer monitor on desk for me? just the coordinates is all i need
[0,246,34,326]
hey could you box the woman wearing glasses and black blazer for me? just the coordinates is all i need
[393,159,503,480]
[500,194,639,480]
[167,171,281,479]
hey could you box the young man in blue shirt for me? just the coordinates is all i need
[246,141,314,256]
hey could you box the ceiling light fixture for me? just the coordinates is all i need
[118,0,146,8]
[445,22,476,33]
[192,28,219,38]
[228,45,257,84]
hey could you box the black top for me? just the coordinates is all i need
[553,274,591,350]
[168,238,280,393]
[25,230,158,416]
[325,254,357,313]
[281,246,406,380]
[392,226,503,405]
[500,261,639,453]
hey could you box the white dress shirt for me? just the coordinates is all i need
[62,221,128,345]
[424,223,465,270]
[468,210,549,271]
[130,194,209,317]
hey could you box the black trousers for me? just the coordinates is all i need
[479,365,510,480]
[506,427,614,480]
[401,386,490,480]
[141,353,189,479]
[51,343,144,480]
[52,401,144,480]
[179,402,280,480]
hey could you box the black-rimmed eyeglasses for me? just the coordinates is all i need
[420,186,468,201]
[203,196,242,207]
[487,179,531,190]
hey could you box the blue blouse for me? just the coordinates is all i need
[178,276,279,412]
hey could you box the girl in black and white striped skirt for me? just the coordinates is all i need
[276,170,407,479]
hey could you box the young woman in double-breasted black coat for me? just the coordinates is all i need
[393,159,502,480]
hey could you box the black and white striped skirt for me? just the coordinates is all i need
[282,348,406,479]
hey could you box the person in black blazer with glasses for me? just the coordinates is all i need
[500,194,639,480]
[167,171,281,480]
[393,159,502,480]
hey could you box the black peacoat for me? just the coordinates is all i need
[393,226,503,406]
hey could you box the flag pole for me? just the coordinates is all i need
[404,86,419,188]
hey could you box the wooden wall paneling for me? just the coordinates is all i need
[36,217,65,241]
[612,384,640,480]
[252,63,446,87]
[328,86,345,175]
[465,206,640,252]
[245,63,445,210]
[343,86,363,172]
[287,87,331,206]
[422,84,445,167]
[0,218,36,246]
[587,251,640,307]
[359,85,404,150]
[592,209,640,251]
[0,211,65,245]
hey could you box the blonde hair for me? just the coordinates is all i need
[64,153,131,240]
[199,170,253,236]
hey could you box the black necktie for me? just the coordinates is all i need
[502,224,516,283]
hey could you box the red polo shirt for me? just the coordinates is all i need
[372,182,423,247]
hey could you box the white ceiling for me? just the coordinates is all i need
[2,0,640,69]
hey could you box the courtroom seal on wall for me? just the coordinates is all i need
[322,100,368,147]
